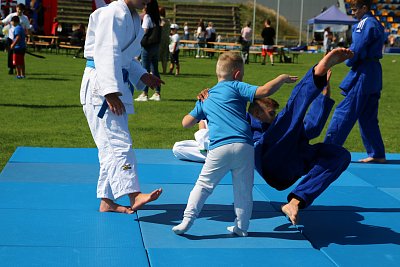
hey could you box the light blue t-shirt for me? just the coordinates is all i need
[189,80,258,150]
[13,25,26,50]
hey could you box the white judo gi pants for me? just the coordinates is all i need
[183,142,254,231]
[83,99,140,200]
[172,128,209,162]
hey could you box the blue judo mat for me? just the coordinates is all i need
[0,147,399,267]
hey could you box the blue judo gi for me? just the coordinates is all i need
[324,12,385,159]
[252,68,351,208]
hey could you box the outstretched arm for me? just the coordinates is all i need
[254,74,298,98]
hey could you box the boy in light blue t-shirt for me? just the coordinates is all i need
[172,52,297,237]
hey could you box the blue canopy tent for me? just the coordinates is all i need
[306,5,357,45]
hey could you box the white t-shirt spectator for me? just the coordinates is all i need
[1,12,30,39]
[169,33,180,53]
[142,14,154,30]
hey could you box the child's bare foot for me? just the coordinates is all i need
[130,188,162,212]
[322,69,332,97]
[281,198,301,225]
[314,48,354,76]
[99,198,134,214]
[359,157,386,163]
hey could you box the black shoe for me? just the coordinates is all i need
[8,69,14,75]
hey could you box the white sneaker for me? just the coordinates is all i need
[149,94,161,101]
[135,94,148,101]
[227,226,248,237]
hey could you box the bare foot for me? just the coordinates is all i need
[314,48,354,76]
[130,188,162,212]
[359,157,386,164]
[281,199,300,225]
[99,198,134,214]
[322,69,332,97]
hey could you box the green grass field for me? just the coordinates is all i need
[0,51,399,170]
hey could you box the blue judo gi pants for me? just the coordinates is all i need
[324,63,385,159]
[255,68,351,208]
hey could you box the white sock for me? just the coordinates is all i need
[172,218,193,235]
[227,226,248,237]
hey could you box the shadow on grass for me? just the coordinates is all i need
[165,98,198,102]
[0,103,81,108]
[165,73,213,78]
[28,73,83,77]
[24,77,71,81]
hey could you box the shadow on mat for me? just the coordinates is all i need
[139,201,400,245]
[351,160,400,165]
[295,203,400,249]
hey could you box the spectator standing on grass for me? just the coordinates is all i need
[240,21,252,64]
[261,19,275,66]
[195,19,207,58]
[10,16,26,79]
[183,21,190,40]
[0,3,29,75]
[168,23,180,76]
[206,21,216,58]
[158,6,170,74]
[135,0,162,102]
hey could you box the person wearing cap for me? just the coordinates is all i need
[169,23,180,76]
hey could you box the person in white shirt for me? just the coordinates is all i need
[80,0,163,214]
[240,21,252,64]
[0,3,30,74]
[168,23,180,75]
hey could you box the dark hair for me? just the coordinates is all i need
[145,0,160,26]
[248,97,279,116]
[11,16,20,23]
[197,20,205,31]
[350,0,371,9]
[159,6,166,17]
[17,3,25,11]
[265,19,271,25]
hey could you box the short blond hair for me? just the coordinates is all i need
[216,52,244,79]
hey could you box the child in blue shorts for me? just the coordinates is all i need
[172,52,297,236]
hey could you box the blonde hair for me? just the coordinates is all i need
[216,52,244,79]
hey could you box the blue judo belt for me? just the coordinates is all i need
[86,59,134,118]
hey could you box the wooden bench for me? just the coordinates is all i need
[28,35,58,52]
[58,41,82,56]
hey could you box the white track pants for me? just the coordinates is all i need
[183,143,254,231]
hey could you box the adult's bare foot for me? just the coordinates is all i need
[130,188,163,212]
[99,198,134,214]
[314,48,354,76]
[359,157,386,163]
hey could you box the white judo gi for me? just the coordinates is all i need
[80,0,146,200]
[172,121,209,162]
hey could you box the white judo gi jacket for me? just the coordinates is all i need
[80,0,147,200]
[80,0,146,114]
